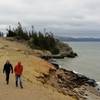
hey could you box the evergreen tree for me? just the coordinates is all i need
[7,26,16,37]
[6,23,60,54]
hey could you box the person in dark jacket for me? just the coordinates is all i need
[3,60,13,84]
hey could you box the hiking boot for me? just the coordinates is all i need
[20,86,23,89]
[16,81,18,87]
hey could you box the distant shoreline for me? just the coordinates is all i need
[56,36,100,42]
[63,41,100,42]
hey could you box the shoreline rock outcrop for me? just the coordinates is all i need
[37,67,99,100]
[40,41,78,59]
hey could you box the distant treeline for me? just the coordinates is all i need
[6,22,59,54]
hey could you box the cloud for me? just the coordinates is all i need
[0,0,100,37]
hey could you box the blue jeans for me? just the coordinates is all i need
[16,75,23,88]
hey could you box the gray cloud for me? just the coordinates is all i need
[0,0,100,37]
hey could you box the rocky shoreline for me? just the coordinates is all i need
[41,52,78,60]
[37,64,100,100]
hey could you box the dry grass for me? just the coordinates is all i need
[0,38,76,100]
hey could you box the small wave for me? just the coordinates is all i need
[96,82,100,92]
[72,70,83,75]
[96,82,100,86]
[59,65,62,68]
[73,70,79,74]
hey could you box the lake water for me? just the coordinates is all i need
[56,42,100,82]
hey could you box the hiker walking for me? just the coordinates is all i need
[3,60,13,84]
[14,62,23,88]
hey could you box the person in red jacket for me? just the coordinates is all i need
[14,62,23,88]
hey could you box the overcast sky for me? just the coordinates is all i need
[0,0,100,37]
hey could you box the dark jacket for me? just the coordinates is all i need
[3,63,13,74]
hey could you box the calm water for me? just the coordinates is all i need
[56,42,100,82]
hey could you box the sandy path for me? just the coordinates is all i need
[0,38,75,100]
[0,69,75,100]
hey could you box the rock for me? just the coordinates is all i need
[56,41,78,58]
[33,50,52,58]
[37,67,97,100]
[49,68,56,74]
[48,59,60,69]
[67,52,78,58]
[86,79,97,87]
[85,93,88,96]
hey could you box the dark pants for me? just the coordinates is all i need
[15,75,23,88]
[6,72,10,84]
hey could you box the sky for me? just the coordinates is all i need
[0,0,100,37]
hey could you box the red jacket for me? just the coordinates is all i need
[14,63,23,75]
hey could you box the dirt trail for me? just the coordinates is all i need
[0,38,75,100]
